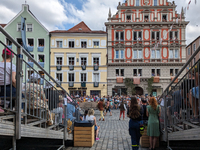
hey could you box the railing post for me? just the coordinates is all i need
[15,47,23,140]
[164,93,168,142]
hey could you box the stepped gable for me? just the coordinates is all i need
[50,21,106,34]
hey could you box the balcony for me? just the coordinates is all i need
[27,46,34,52]
[38,62,44,68]
[81,65,86,70]
[56,81,62,87]
[56,65,62,71]
[38,46,44,52]
[93,65,99,71]
[27,62,34,68]
[81,82,86,87]
[69,82,74,87]
[69,65,74,71]
[153,76,160,83]
[94,82,99,87]
[116,77,123,83]
[133,77,140,85]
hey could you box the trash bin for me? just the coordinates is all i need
[74,121,95,147]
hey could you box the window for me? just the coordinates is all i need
[116,69,124,76]
[162,15,167,22]
[56,57,62,65]
[144,15,149,22]
[17,23,21,31]
[27,24,32,32]
[151,50,160,59]
[138,50,142,59]
[28,54,34,62]
[133,69,137,76]
[120,50,124,59]
[69,57,74,65]
[136,0,139,6]
[93,73,99,82]
[56,73,62,82]
[170,69,174,76]
[133,31,142,41]
[151,50,155,58]
[115,31,124,41]
[38,55,45,62]
[81,41,87,48]
[38,39,44,47]
[152,69,155,76]
[188,47,191,55]
[6,38,12,46]
[154,0,157,6]
[121,69,124,76]
[115,50,119,59]
[93,41,99,48]
[151,31,160,40]
[170,31,179,40]
[28,39,34,46]
[138,69,142,76]
[175,49,179,58]
[133,50,137,59]
[193,44,196,51]
[156,50,160,58]
[175,69,179,76]
[126,15,131,21]
[68,73,74,82]
[175,31,178,40]
[56,41,62,48]
[81,73,87,82]
[69,40,74,48]
[81,57,87,65]
[17,38,23,46]
[157,69,160,76]
[169,49,173,58]
[93,57,99,65]
[169,32,173,40]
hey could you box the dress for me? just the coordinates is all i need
[147,105,160,137]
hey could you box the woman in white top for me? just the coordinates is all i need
[86,109,100,141]
[0,48,16,97]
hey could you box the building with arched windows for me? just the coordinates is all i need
[105,0,189,96]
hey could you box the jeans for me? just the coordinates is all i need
[0,85,16,97]
[129,119,140,150]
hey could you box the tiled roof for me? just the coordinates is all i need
[0,24,7,28]
[50,21,106,34]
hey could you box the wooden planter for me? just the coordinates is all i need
[153,76,160,83]
[133,77,140,84]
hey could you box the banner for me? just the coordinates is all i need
[21,17,30,54]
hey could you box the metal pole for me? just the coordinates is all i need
[15,47,23,139]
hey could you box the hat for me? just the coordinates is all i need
[30,73,41,81]
[44,81,54,89]
[2,48,14,56]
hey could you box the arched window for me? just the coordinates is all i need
[136,0,139,6]
[154,0,157,6]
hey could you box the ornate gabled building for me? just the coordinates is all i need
[105,0,189,96]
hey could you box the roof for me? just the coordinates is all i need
[50,21,106,34]
[186,36,200,48]
[0,24,7,28]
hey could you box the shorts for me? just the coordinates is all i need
[192,86,200,99]
[95,126,97,130]
[106,108,110,112]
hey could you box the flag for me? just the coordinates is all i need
[21,17,30,54]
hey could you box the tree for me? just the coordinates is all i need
[124,78,136,95]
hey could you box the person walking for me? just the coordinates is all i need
[98,99,105,121]
[104,99,112,116]
[146,97,161,150]
[119,100,126,120]
[127,97,143,150]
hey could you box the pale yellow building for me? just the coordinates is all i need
[50,22,107,97]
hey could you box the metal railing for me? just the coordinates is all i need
[158,44,200,148]
[0,26,80,150]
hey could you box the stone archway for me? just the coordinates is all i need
[134,86,144,95]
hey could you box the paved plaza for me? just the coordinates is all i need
[66,109,158,150]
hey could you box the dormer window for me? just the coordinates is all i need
[126,15,131,21]
[17,23,21,31]
[27,24,32,32]
[162,15,167,22]
[144,15,149,22]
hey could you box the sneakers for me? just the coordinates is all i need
[0,108,4,113]
[96,137,99,141]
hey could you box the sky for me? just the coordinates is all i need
[0,0,199,44]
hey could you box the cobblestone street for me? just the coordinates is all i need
[66,110,152,150]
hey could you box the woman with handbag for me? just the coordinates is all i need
[146,97,161,150]
[127,97,143,150]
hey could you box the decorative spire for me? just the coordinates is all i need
[181,6,184,16]
[108,8,111,18]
